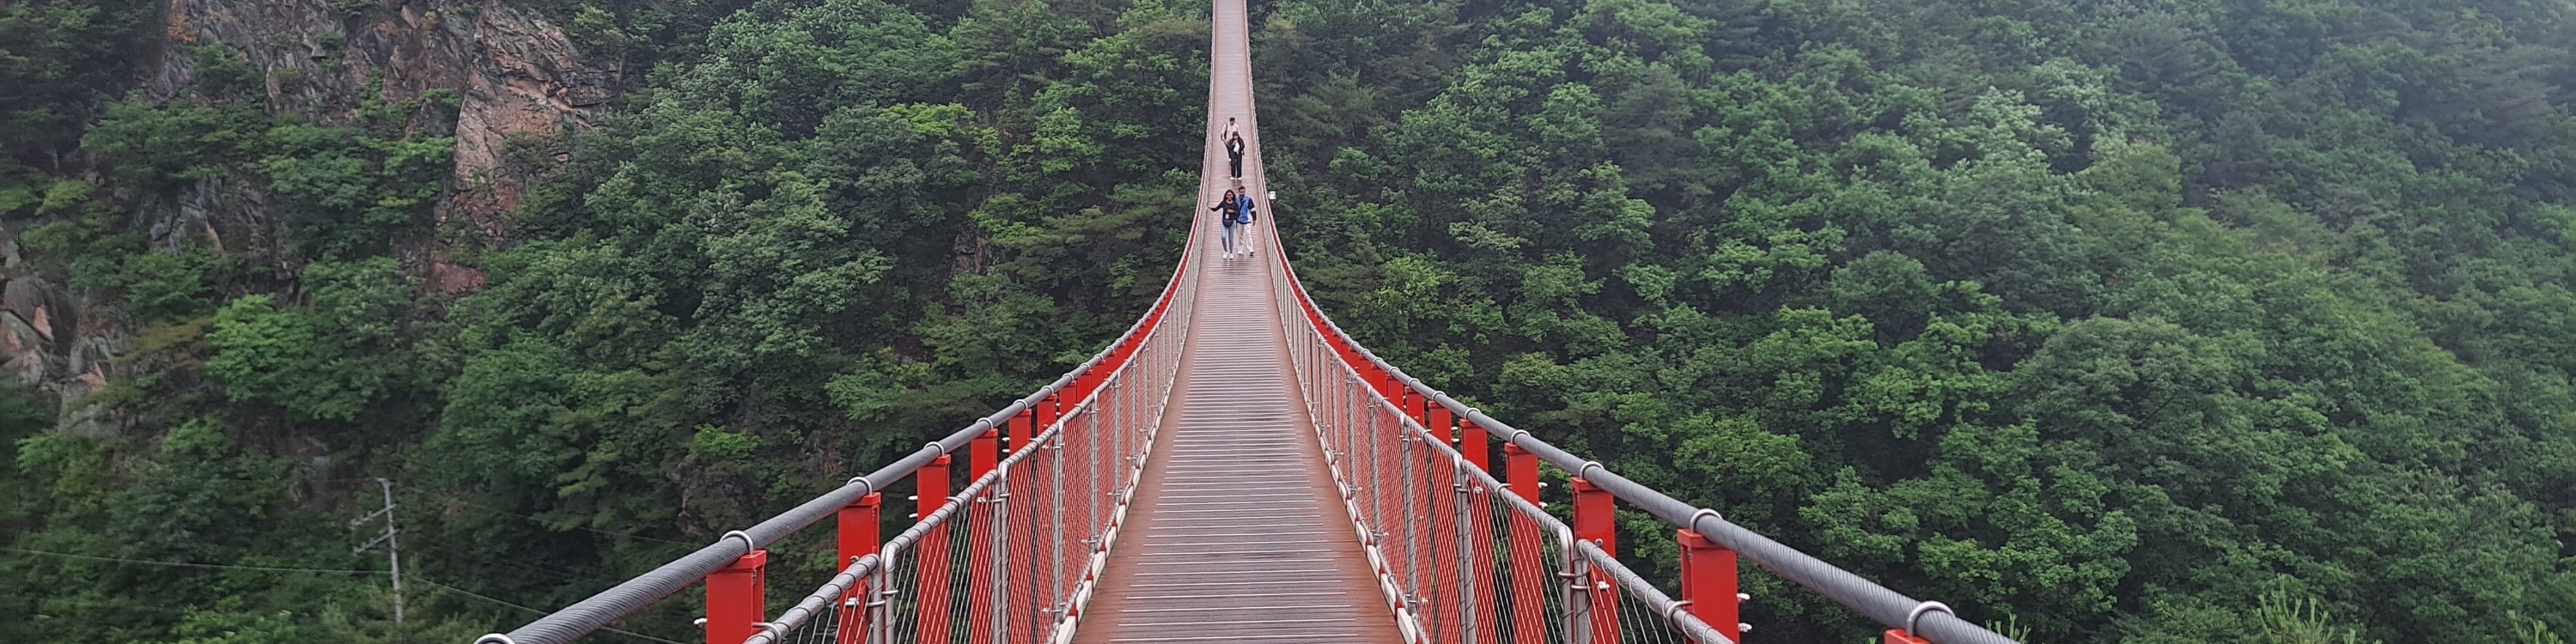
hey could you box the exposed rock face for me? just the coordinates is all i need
[0,0,615,428]
[155,0,614,235]
[0,274,111,434]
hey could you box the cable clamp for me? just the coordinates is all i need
[1690,507,1724,531]
[1907,601,1953,636]
[1577,460,1605,482]
[722,531,757,556]
[1663,599,1693,625]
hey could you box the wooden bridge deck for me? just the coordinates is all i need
[1064,0,1405,640]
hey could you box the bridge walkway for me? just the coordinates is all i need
[1063,0,1404,639]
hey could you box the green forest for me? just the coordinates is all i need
[3,0,2574,641]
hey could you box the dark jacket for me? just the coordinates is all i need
[1211,197,1241,226]
[1226,137,1245,158]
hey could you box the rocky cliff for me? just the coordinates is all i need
[0,0,615,429]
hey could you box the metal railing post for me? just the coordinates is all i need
[1402,429,1421,615]
[1462,419,1491,474]
[1428,404,1454,451]
[836,492,883,644]
[1366,397,1385,530]
[1454,464,1478,644]
[1504,444,1538,505]
[1680,529,1743,641]
[1008,409,1032,459]
[707,550,768,644]
[1050,433,1066,627]
[1563,532,1592,644]
[991,466,1012,644]
[1088,404,1103,545]
[971,429,999,480]
[839,494,884,575]
[868,554,893,644]
[917,455,953,644]
[1572,478,1616,553]
[1573,478,1619,644]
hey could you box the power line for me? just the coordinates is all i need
[0,546,385,575]
[423,495,697,546]
[1,546,688,644]
[408,578,690,644]
[404,542,587,582]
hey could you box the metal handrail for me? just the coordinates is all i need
[1264,224,2019,644]
[743,288,1184,644]
[474,179,1208,644]
[1278,268,1735,643]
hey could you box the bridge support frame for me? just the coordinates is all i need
[1572,478,1616,553]
[917,455,953,644]
[1573,478,1620,644]
[971,431,999,479]
[837,494,883,570]
[707,550,769,644]
[1503,444,1539,504]
[1885,630,1932,644]
[1678,529,1741,641]
[832,493,882,644]
[1461,419,1491,473]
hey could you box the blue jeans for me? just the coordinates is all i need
[1221,223,1238,254]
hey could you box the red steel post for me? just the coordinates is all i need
[1462,419,1491,474]
[706,550,768,644]
[1504,443,1539,505]
[1573,477,1618,644]
[1415,393,1433,428]
[1502,443,1546,644]
[1428,404,1453,447]
[1035,395,1059,439]
[1008,409,1032,453]
[1678,529,1742,641]
[1009,404,1040,644]
[971,429,998,479]
[1571,477,1615,554]
[1885,630,1932,644]
[917,454,953,518]
[834,493,881,644]
[1004,407,1034,644]
[917,455,953,644]
[837,493,883,568]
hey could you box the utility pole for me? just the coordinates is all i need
[352,477,403,632]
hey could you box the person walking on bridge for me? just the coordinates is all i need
[1226,131,1246,179]
[1212,188,1244,258]
[1233,189,1258,257]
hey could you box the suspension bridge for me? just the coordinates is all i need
[472,2,2020,643]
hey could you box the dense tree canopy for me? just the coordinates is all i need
[2,0,2572,641]
[1253,0,2576,641]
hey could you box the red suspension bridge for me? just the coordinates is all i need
[472,3,2020,644]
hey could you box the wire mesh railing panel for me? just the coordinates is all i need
[1574,541,1733,644]
[878,545,924,644]
[1269,246,1751,644]
[1002,447,1052,644]
[750,313,1183,644]
[1496,488,1565,644]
